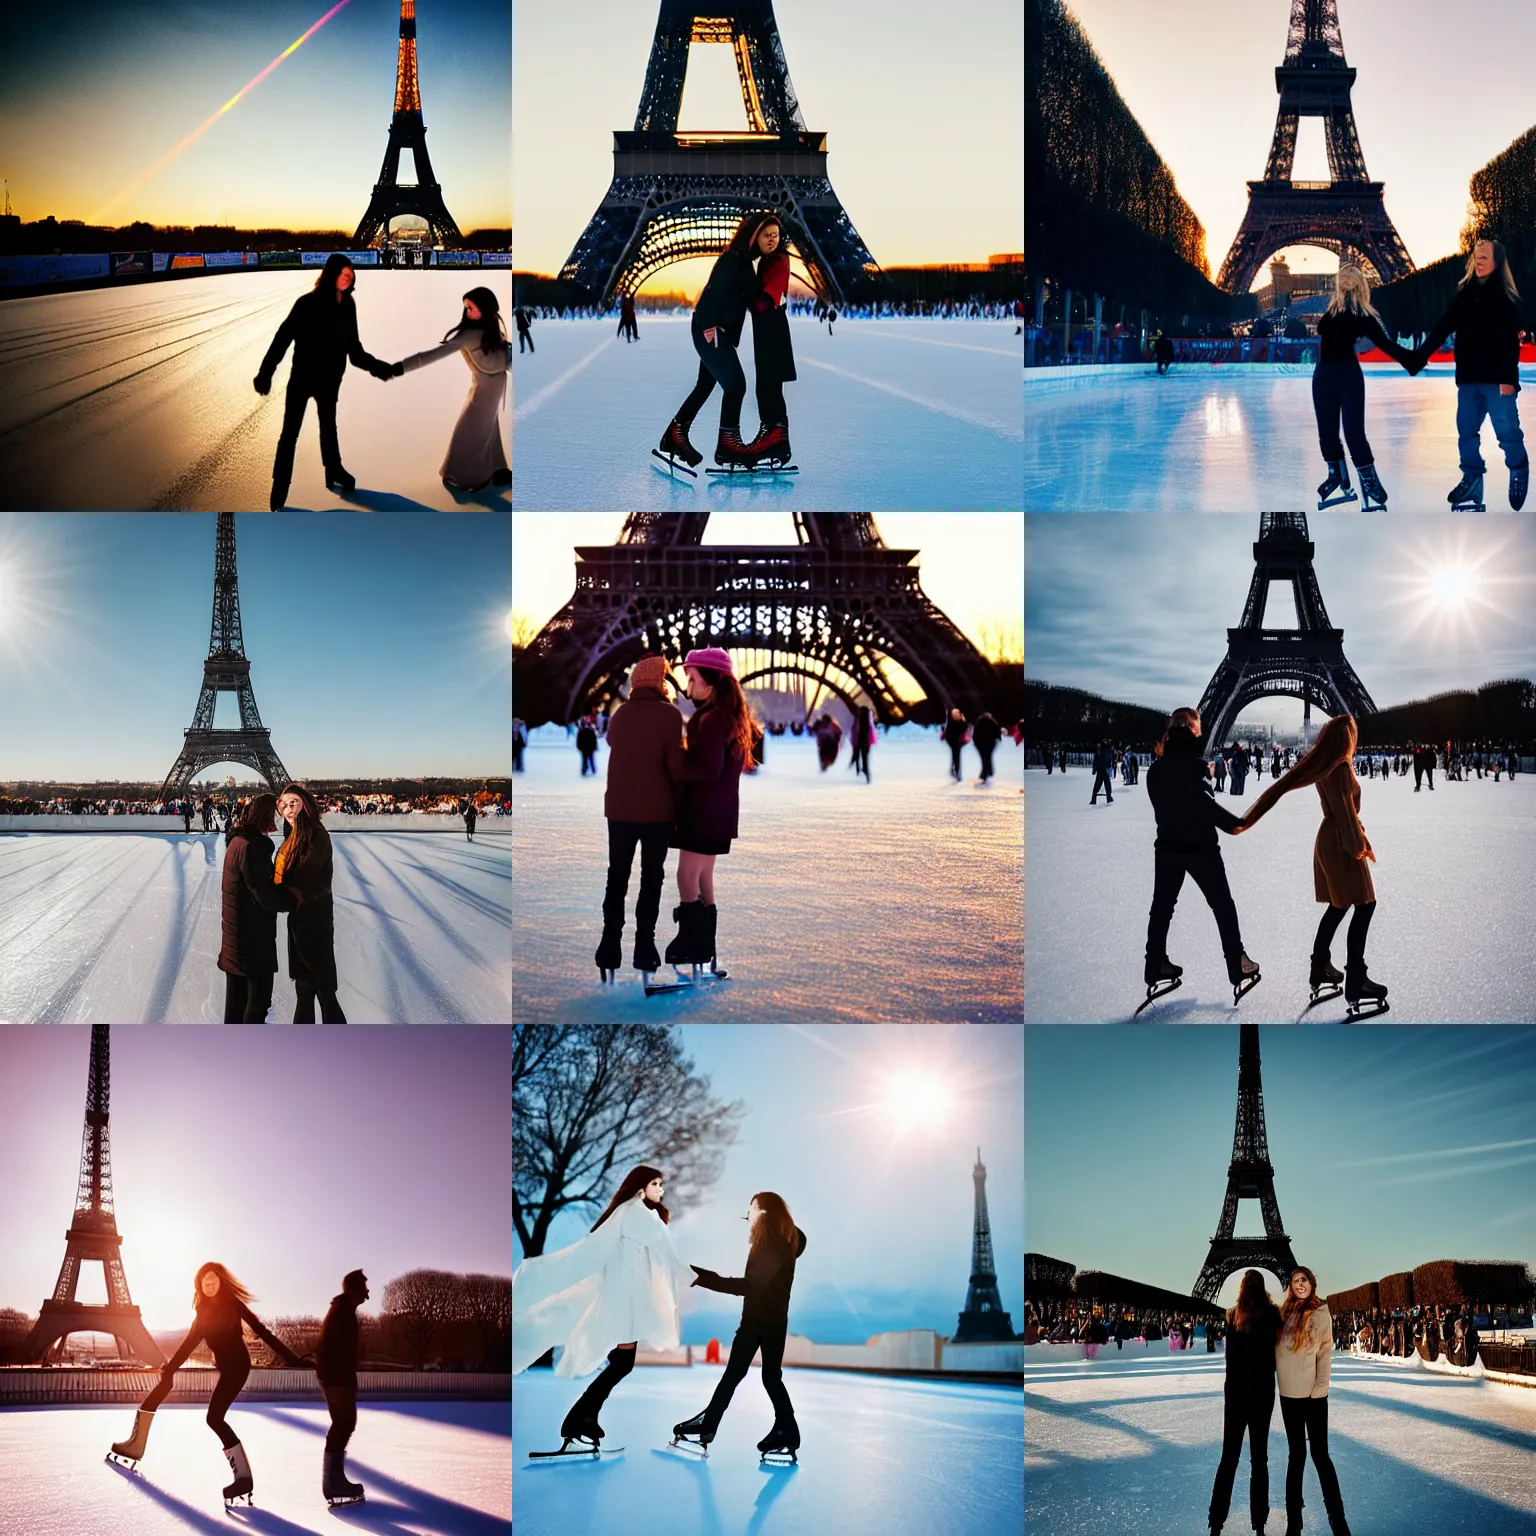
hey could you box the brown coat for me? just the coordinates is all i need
[1313,760,1374,906]
[603,685,684,824]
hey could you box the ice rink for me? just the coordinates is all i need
[512,731,1024,1023]
[511,316,1023,511]
[513,1363,1023,1536]
[1024,363,1536,513]
[1025,768,1536,1023]
[1025,1349,1536,1536]
[0,1401,510,1536]
[0,271,511,512]
[0,831,511,1023]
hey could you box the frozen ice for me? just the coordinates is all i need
[513,1362,1023,1536]
[1025,768,1536,1023]
[0,1401,510,1536]
[511,316,1023,511]
[0,831,511,1023]
[0,272,511,512]
[1025,1348,1536,1535]
[512,732,1023,1022]
[1024,363,1536,512]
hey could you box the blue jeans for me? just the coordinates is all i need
[1456,384,1527,474]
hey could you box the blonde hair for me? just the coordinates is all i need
[1326,265,1381,320]
[1460,238,1522,303]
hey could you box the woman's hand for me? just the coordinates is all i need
[1500,383,1516,396]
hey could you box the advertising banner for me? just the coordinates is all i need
[0,253,112,287]
[259,250,303,267]
[154,253,171,272]
[110,251,154,276]
[480,251,513,267]
[433,250,481,267]
[170,253,206,269]
[301,250,381,267]
[203,251,258,268]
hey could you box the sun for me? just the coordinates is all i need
[1427,562,1477,611]
[1392,530,1523,646]
[879,1070,954,1134]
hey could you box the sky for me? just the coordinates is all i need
[512,513,1025,657]
[0,512,511,781]
[515,1024,1024,1345]
[1026,1025,1536,1308]
[512,0,1024,283]
[1025,515,1536,730]
[0,0,510,232]
[1062,0,1536,284]
[0,1026,511,1333]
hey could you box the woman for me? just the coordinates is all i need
[108,1262,305,1505]
[1277,1267,1350,1536]
[849,704,874,782]
[1239,715,1387,1015]
[672,1192,807,1461]
[745,230,796,465]
[658,213,786,470]
[663,648,759,978]
[274,783,347,1024]
[392,287,511,493]
[1207,1269,1281,1536]
[218,793,295,1023]
[1310,265,1417,510]
[512,1166,693,1451]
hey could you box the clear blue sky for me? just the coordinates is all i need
[0,1026,511,1332]
[0,512,510,780]
[1027,1025,1536,1308]
[516,1025,1023,1345]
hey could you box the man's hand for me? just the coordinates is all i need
[1500,383,1516,396]
[253,374,271,396]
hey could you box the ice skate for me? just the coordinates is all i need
[595,922,623,985]
[1316,459,1356,509]
[653,418,702,477]
[667,1411,714,1457]
[107,1408,155,1468]
[1511,460,1529,511]
[648,902,707,993]
[1135,956,1183,1015]
[529,1434,623,1460]
[757,1416,800,1465]
[1448,470,1485,512]
[222,1441,254,1505]
[324,465,357,495]
[1305,951,1344,1010]
[743,421,792,468]
[1230,951,1261,1005]
[633,927,662,992]
[1357,462,1388,511]
[322,1451,365,1507]
[1344,962,1389,1020]
[706,426,798,476]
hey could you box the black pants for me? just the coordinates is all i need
[850,740,870,780]
[603,820,671,941]
[1280,1395,1347,1526]
[1208,1388,1273,1531]
[977,744,997,782]
[322,1381,357,1454]
[948,743,964,779]
[223,971,275,1024]
[143,1354,248,1449]
[294,981,347,1024]
[564,1344,636,1433]
[756,374,787,426]
[580,749,597,775]
[513,742,525,772]
[1312,360,1372,466]
[677,315,747,432]
[702,1325,794,1432]
[517,330,533,353]
[273,382,342,491]
[1146,844,1243,973]
[1090,768,1112,802]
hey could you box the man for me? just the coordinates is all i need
[1090,738,1115,804]
[315,1269,369,1507]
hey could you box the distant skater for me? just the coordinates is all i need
[514,305,535,353]
[1090,738,1114,804]
[1154,331,1175,375]
[182,801,193,833]
[315,1269,369,1507]
[1207,1269,1281,1536]
[943,709,970,781]
[973,711,1003,784]
[218,792,296,1023]
[577,717,600,776]
[617,294,640,342]
[849,704,874,782]
[513,717,527,773]
[274,783,348,1024]
[463,798,478,842]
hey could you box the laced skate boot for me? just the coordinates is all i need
[324,465,357,495]
[322,1451,365,1507]
[1448,470,1486,512]
[108,1408,156,1466]
[669,1411,715,1456]
[1136,956,1183,1014]
[632,927,662,974]
[699,903,729,980]
[757,1415,801,1456]
[222,1441,254,1505]
[1344,962,1389,1019]
[743,422,791,466]
[1357,462,1388,511]
[658,418,703,468]
[1511,460,1530,512]
[714,427,760,469]
[1316,459,1355,509]
[1309,950,1344,1000]
[595,922,624,984]
[664,901,705,967]
[1229,951,1262,1004]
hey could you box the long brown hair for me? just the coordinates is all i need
[1460,237,1522,303]
[235,792,278,836]
[749,1191,797,1255]
[193,1261,253,1312]
[1239,714,1357,829]
[725,210,784,260]
[276,782,329,876]
[591,1165,669,1232]
[691,668,760,768]
[1227,1269,1280,1334]
[1281,1265,1325,1350]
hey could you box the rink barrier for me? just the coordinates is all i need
[0,815,509,834]
[0,1369,510,1405]
[670,1332,1021,1377]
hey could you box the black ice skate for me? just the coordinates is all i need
[1229,951,1262,1005]
[1344,962,1389,1020]
[757,1417,801,1465]
[325,465,358,495]
[1511,460,1530,511]
[528,1435,624,1460]
[667,1411,714,1457]
[1317,459,1357,509]
[706,427,798,477]
[1305,951,1345,1011]
[653,418,702,477]
[1135,957,1184,1015]
[633,928,662,991]
[322,1451,365,1507]
[107,1407,156,1468]
[1357,463,1388,511]
[1448,471,1486,512]
[221,1442,254,1506]
[595,923,623,985]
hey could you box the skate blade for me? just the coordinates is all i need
[705,464,798,476]
[598,968,617,985]
[326,1494,366,1505]
[759,1451,798,1466]
[1304,984,1344,1012]
[664,1437,709,1458]
[650,448,699,478]
[105,1454,141,1470]
[1133,977,1182,1015]
[1232,973,1262,1005]
[1318,491,1358,509]
[1345,999,1390,1020]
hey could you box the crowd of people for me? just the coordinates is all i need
[514,298,1022,325]
[1026,1300,1222,1353]
[0,791,508,819]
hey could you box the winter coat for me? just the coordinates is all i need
[463,803,478,827]
[973,716,1003,753]
[1223,1307,1281,1399]
[749,252,796,385]
[1421,276,1527,389]
[315,1292,361,1388]
[942,718,970,749]
[158,1292,303,1379]
[1313,759,1374,907]
[257,289,390,396]
[218,828,296,978]
[668,701,747,844]
[399,333,510,489]
[576,724,599,753]
[691,1226,807,1332]
[276,830,339,992]
[1314,308,1415,369]
[1277,1304,1334,1398]
[1146,728,1242,852]
[693,245,759,340]
[603,685,684,824]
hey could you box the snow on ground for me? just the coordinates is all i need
[0,272,511,511]
[513,734,1023,1023]
[511,316,1023,511]
[0,1401,510,1536]
[1025,1349,1536,1536]
[1024,364,1536,513]
[0,832,511,1023]
[1026,768,1536,1023]
[513,1364,1022,1536]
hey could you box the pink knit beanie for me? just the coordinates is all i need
[683,647,734,676]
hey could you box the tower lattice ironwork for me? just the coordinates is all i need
[559,0,879,306]
[1217,0,1412,293]
[160,513,290,797]
[1193,1025,1300,1302]
[354,0,462,247]
[512,513,993,727]
[1197,511,1375,751]
[12,1027,165,1366]
[954,1148,1016,1343]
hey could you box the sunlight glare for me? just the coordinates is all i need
[1428,563,1476,610]
[880,1070,954,1134]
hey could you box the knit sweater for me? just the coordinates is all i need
[1276,1303,1333,1398]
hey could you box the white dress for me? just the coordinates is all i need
[513,1196,695,1378]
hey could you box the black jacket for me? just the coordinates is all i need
[218,828,296,978]
[160,1293,302,1377]
[1421,276,1526,389]
[973,715,1003,752]
[277,831,338,991]
[1314,308,1414,369]
[1223,1309,1281,1398]
[1146,727,1242,852]
[315,1292,361,1388]
[692,1226,807,1332]
[694,246,759,340]
[258,289,390,396]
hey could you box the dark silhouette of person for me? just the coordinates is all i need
[463,798,478,842]
[849,704,874,782]
[943,709,970,780]
[513,717,527,773]
[515,305,535,352]
[1090,738,1115,804]
[218,792,297,1023]
[274,783,347,1024]
[618,293,640,342]
[1207,1269,1281,1535]
[182,801,194,833]
[1154,331,1175,375]
[577,717,600,776]
[974,712,1003,783]
[316,1269,369,1506]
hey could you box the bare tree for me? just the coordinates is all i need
[383,1269,462,1367]
[514,1025,745,1258]
[976,616,1024,666]
[463,1273,512,1369]
[509,611,543,656]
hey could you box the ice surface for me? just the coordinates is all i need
[513,734,1024,1022]
[1025,768,1536,1023]
[0,272,511,511]
[0,831,511,1023]
[1024,364,1536,513]
[511,316,1023,511]
[1025,1349,1536,1535]
[512,1363,1023,1536]
[0,1401,510,1536]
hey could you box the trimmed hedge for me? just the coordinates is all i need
[1326,1282,1378,1313]
[1025,1252,1078,1301]
[1378,1272,1415,1310]
[1412,1260,1535,1307]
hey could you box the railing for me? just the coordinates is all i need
[0,1368,510,1405]
[1477,1340,1536,1377]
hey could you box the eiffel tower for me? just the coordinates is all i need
[1193,1025,1300,1302]
[1197,512,1375,751]
[559,0,879,306]
[353,0,462,247]
[12,1027,165,1366]
[1217,0,1412,293]
[160,513,290,798]
[954,1148,1016,1343]
[513,513,994,727]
